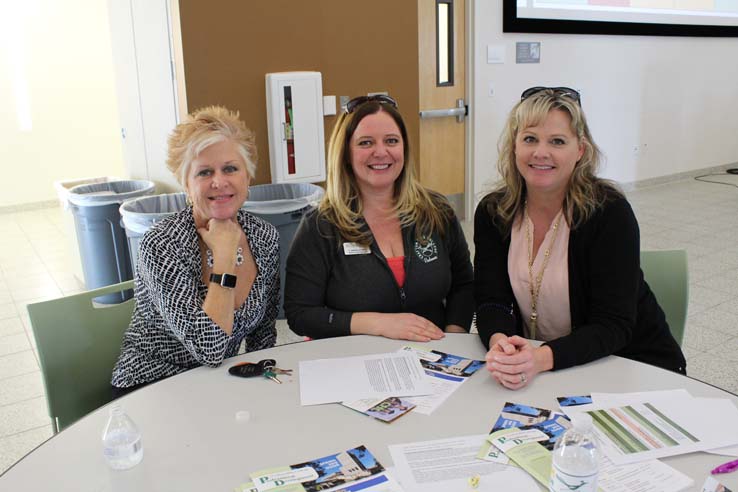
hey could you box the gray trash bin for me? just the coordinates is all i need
[68,180,156,304]
[120,193,189,272]
[242,183,324,319]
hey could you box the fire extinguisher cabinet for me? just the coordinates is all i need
[265,72,326,184]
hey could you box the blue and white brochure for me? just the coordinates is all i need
[397,346,485,415]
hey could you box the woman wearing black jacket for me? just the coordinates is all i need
[285,95,474,341]
[475,87,685,390]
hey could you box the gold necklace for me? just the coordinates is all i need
[524,205,563,340]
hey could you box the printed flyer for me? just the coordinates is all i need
[249,445,403,492]
[490,402,571,451]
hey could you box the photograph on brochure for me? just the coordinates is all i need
[400,346,484,378]
[250,445,391,492]
[557,395,593,407]
[342,396,416,423]
[490,402,571,451]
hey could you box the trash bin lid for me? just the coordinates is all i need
[120,193,188,234]
[67,180,156,207]
[242,183,324,214]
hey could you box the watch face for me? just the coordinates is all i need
[210,273,238,289]
[221,273,237,288]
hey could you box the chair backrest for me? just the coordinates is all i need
[27,281,135,433]
[640,250,688,346]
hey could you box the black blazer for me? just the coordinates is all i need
[474,191,686,374]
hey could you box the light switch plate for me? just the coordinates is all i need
[323,95,336,116]
[487,45,505,64]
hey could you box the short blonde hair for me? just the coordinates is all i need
[320,101,452,245]
[167,106,257,188]
[487,88,619,232]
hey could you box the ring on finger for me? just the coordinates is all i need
[520,373,527,384]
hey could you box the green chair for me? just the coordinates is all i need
[27,281,135,433]
[640,250,688,346]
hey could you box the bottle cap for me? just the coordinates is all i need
[571,412,593,431]
[235,410,251,423]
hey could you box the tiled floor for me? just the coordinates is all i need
[1,175,737,474]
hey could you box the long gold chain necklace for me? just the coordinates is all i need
[524,204,563,340]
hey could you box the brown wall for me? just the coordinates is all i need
[179,0,420,185]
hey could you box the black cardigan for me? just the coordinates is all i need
[285,208,474,339]
[474,192,686,374]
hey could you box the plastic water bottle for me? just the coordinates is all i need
[549,413,599,492]
[102,404,144,470]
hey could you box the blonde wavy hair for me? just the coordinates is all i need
[487,88,620,233]
[166,106,257,190]
[320,101,452,245]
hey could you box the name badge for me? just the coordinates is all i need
[343,242,371,255]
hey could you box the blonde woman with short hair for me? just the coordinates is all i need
[111,106,279,397]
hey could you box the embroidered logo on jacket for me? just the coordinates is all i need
[414,238,438,263]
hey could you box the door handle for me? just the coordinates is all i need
[419,98,467,123]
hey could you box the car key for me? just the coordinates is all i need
[228,362,265,378]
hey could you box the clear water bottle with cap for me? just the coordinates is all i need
[102,404,144,470]
[549,413,599,492]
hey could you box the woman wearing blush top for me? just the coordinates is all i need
[284,95,473,342]
[474,87,686,390]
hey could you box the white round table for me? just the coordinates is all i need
[1,334,736,491]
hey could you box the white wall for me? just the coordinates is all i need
[0,0,126,207]
[472,1,738,199]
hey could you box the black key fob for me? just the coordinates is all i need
[229,363,263,378]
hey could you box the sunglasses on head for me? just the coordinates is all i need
[521,86,581,106]
[344,94,398,114]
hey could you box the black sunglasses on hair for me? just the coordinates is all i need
[344,94,398,114]
[521,86,581,106]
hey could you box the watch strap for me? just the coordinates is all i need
[209,273,237,289]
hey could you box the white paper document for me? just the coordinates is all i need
[401,370,463,415]
[598,454,693,492]
[706,445,738,457]
[299,352,431,406]
[564,389,738,464]
[388,434,539,492]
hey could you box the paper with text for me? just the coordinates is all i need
[388,434,538,492]
[299,352,431,406]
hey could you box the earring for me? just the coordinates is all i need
[185,194,192,206]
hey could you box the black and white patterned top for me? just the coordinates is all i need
[111,206,279,388]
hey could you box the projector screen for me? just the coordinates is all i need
[504,0,738,37]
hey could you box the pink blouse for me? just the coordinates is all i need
[508,210,571,341]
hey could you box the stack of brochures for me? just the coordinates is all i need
[236,445,404,492]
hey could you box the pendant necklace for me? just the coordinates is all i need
[524,204,563,340]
